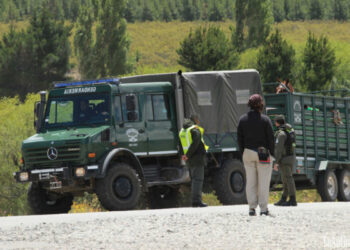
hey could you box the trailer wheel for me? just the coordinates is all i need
[147,186,180,209]
[96,163,142,211]
[317,170,338,201]
[27,183,73,214]
[213,159,247,205]
[337,169,350,201]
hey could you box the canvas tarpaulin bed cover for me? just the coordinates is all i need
[120,69,262,134]
[181,70,262,133]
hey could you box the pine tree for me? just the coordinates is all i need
[0,6,71,99]
[93,0,132,77]
[246,0,273,48]
[192,0,201,20]
[224,0,234,20]
[182,0,195,21]
[257,29,295,92]
[177,26,239,71]
[284,0,291,20]
[309,0,323,20]
[125,0,136,22]
[290,0,306,20]
[234,0,247,52]
[302,32,337,91]
[334,0,349,21]
[272,0,285,22]
[208,0,225,21]
[74,6,94,79]
[169,0,180,20]
[142,1,154,21]
[161,2,172,22]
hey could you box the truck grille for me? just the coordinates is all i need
[24,143,81,167]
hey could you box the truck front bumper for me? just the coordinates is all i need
[14,165,100,183]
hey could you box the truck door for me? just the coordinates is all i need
[114,94,148,156]
[145,93,178,156]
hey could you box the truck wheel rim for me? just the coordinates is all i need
[230,171,244,193]
[327,175,336,197]
[114,176,132,199]
[343,175,350,197]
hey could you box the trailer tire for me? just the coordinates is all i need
[147,186,180,209]
[27,183,73,214]
[337,169,350,201]
[96,163,142,211]
[317,170,338,201]
[213,159,247,205]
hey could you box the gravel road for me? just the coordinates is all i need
[0,202,349,250]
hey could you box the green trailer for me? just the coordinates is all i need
[265,92,350,202]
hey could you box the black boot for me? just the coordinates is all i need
[281,196,297,206]
[192,202,208,207]
[274,196,287,206]
[249,208,256,216]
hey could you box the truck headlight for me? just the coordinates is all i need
[75,167,86,177]
[19,172,29,182]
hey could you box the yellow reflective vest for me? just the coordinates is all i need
[179,125,209,155]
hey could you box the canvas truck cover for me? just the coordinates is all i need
[121,70,262,134]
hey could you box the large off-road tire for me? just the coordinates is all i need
[96,163,142,211]
[337,169,350,201]
[213,159,247,205]
[317,170,338,201]
[27,183,73,214]
[147,186,180,209]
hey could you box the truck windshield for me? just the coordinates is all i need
[44,94,110,128]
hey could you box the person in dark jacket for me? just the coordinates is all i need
[273,115,297,206]
[237,94,275,216]
[179,114,208,207]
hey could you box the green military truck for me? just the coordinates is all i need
[15,70,262,214]
[266,92,350,202]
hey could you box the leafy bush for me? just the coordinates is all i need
[0,94,38,215]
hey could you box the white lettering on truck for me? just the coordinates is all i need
[64,87,97,95]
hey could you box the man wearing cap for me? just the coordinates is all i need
[273,115,297,206]
[179,114,209,207]
[237,94,275,216]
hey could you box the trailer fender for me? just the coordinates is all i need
[315,161,350,172]
[101,148,146,190]
[315,161,329,171]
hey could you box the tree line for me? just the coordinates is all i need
[0,0,346,100]
[0,0,349,23]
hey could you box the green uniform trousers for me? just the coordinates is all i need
[280,156,296,197]
[187,155,205,204]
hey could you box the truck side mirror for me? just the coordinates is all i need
[34,102,41,118]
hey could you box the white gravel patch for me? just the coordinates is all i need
[0,202,349,250]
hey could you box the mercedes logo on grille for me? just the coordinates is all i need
[47,147,58,160]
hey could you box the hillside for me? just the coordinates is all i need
[1,20,350,80]
[126,21,350,82]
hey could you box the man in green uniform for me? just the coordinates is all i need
[273,115,297,206]
[179,114,208,207]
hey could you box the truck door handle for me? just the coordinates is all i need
[139,128,145,133]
